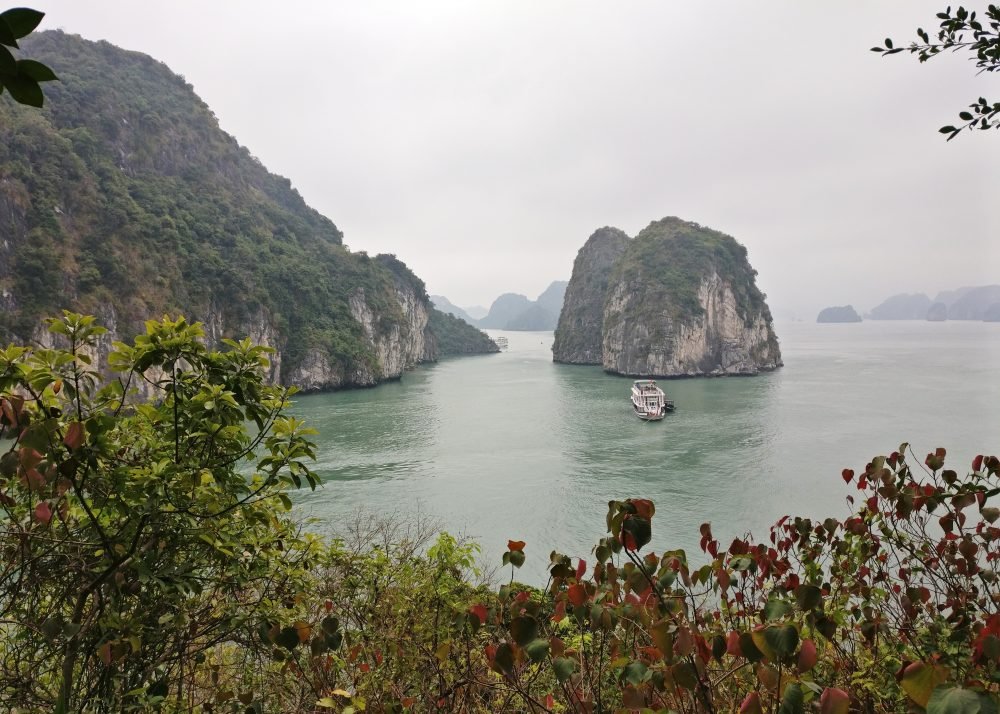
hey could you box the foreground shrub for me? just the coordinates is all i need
[2,314,996,712]
[474,450,1000,713]
[0,313,323,712]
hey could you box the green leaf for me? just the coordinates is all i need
[0,44,15,75]
[0,8,44,39]
[509,550,525,568]
[321,616,339,636]
[510,616,538,647]
[927,687,997,714]
[624,660,650,686]
[553,656,575,683]
[794,584,822,611]
[764,598,792,621]
[493,642,515,676]
[960,111,975,121]
[524,638,549,663]
[622,515,652,550]
[940,126,958,133]
[739,632,765,663]
[671,661,698,690]
[778,683,805,714]
[275,626,300,651]
[2,73,42,106]
[0,17,18,47]
[764,624,799,660]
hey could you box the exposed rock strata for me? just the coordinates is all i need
[554,218,781,377]
[552,227,630,364]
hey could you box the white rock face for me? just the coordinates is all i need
[16,282,435,393]
[348,286,429,381]
[602,271,782,377]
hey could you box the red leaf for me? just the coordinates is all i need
[551,599,566,623]
[797,639,817,672]
[973,454,985,472]
[22,468,45,492]
[469,604,488,625]
[0,399,16,427]
[575,558,587,580]
[726,630,742,657]
[631,499,655,519]
[567,583,587,607]
[842,469,854,483]
[507,540,525,553]
[19,448,43,470]
[820,687,850,714]
[64,421,85,450]
[34,501,52,525]
[740,691,762,714]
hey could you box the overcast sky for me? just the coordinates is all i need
[38,1,999,318]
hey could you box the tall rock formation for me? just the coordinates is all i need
[552,227,630,364]
[554,218,781,377]
[477,293,533,329]
[0,31,493,391]
[948,285,1000,320]
[868,293,932,320]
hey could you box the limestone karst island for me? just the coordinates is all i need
[1,6,998,714]
[553,218,782,377]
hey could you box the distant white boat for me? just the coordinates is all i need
[630,380,674,421]
[495,336,509,350]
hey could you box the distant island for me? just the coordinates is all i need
[866,286,1000,322]
[553,218,781,377]
[817,306,862,323]
[431,280,568,331]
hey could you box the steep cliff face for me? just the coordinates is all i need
[603,271,780,376]
[554,218,781,377]
[552,227,630,364]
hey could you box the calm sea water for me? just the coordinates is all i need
[291,321,1000,582]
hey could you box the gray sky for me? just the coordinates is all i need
[39,1,999,318]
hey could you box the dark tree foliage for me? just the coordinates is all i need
[0,8,56,107]
[873,5,1000,139]
[427,308,499,356]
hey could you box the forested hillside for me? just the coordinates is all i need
[0,31,492,387]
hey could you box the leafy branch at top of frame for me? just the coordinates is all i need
[0,8,58,107]
[871,5,1000,139]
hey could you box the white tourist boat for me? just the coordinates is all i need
[630,380,674,421]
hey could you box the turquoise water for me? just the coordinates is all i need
[291,321,1000,582]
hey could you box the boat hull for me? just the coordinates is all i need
[636,411,665,421]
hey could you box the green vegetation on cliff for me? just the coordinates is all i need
[427,308,499,355]
[0,31,468,382]
[610,217,770,323]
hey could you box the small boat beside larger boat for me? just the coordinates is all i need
[630,380,674,421]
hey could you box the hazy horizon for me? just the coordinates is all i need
[35,1,1000,319]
